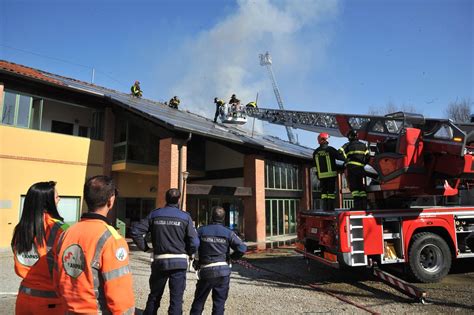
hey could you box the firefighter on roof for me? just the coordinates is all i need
[190,206,247,315]
[228,94,240,105]
[131,80,143,98]
[245,101,257,108]
[313,133,345,211]
[169,96,180,109]
[12,181,68,315]
[55,176,135,314]
[214,97,225,123]
[339,130,370,210]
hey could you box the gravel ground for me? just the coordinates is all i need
[1,246,473,314]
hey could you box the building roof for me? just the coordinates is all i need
[0,60,313,160]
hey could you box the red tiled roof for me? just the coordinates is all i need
[0,60,64,86]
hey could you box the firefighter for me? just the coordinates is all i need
[190,206,247,315]
[169,96,180,109]
[12,181,68,315]
[55,176,135,314]
[228,94,240,105]
[313,133,345,211]
[214,97,225,123]
[131,188,199,315]
[339,130,370,210]
[131,80,143,98]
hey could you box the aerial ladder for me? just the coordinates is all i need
[259,52,297,144]
[245,106,474,201]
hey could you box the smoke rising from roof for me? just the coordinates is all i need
[170,0,339,135]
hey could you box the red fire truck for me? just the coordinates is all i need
[246,108,474,283]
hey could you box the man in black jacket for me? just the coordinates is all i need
[339,130,370,210]
[313,132,345,211]
[190,207,247,315]
[131,189,199,315]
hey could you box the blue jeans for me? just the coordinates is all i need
[144,267,186,315]
[190,276,230,315]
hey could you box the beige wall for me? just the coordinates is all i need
[0,125,104,248]
[113,172,157,198]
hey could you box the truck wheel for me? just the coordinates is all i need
[408,232,452,283]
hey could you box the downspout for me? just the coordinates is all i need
[179,133,192,208]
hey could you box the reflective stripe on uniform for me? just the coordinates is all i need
[102,265,131,281]
[321,194,328,199]
[327,194,336,200]
[105,224,121,240]
[346,150,369,156]
[200,261,228,269]
[154,253,188,260]
[19,284,57,298]
[358,191,367,197]
[352,191,360,197]
[91,229,113,312]
[338,147,347,159]
[124,306,135,315]
[46,220,66,277]
[347,161,365,167]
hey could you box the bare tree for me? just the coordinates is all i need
[445,98,472,123]
[368,102,419,116]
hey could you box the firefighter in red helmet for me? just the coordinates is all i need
[313,133,345,211]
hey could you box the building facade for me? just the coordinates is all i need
[0,60,315,249]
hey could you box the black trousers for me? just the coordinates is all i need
[190,276,230,315]
[347,165,366,208]
[214,105,220,122]
[320,176,336,199]
[144,266,186,315]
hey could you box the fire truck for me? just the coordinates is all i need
[246,107,474,284]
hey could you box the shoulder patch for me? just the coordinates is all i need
[115,247,128,262]
[16,246,40,267]
[62,244,86,278]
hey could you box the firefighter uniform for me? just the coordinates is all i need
[131,204,199,315]
[339,138,370,209]
[55,213,135,314]
[245,101,257,108]
[313,143,344,211]
[214,98,225,123]
[169,97,180,109]
[13,213,68,315]
[131,81,142,98]
[190,223,247,315]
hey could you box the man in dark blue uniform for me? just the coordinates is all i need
[131,188,199,315]
[190,206,247,315]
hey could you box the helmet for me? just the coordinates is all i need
[135,80,140,84]
[231,94,236,98]
[317,133,329,144]
[214,97,218,102]
[347,130,358,140]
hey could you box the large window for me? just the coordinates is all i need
[113,120,159,164]
[265,161,301,190]
[1,91,41,128]
[265,198,299,237]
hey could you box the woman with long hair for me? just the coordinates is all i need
[11,181,69,315]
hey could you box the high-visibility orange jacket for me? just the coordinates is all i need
[55,213,135,314]
[13,212,68,299]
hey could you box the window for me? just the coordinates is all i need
[78,126,88,137]
[1,91,34,127]
[51,120,74,135]
[265,198,299,237]
[265,160,301,190]
[20,196,81,224]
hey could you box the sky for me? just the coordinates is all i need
[0,0,472,148]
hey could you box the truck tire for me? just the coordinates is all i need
[408,232,452,283]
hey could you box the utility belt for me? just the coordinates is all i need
[19,284,58,298]
[153,253,188,260]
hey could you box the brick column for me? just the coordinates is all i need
[157,137,187,209]
[103,107,115,176]
[243,155,266,246]
[300,164,313,211]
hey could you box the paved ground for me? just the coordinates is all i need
[1,246,473,314]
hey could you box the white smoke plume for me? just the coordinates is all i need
[169,0,340,135]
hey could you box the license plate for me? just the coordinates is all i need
[311,228,318,234]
